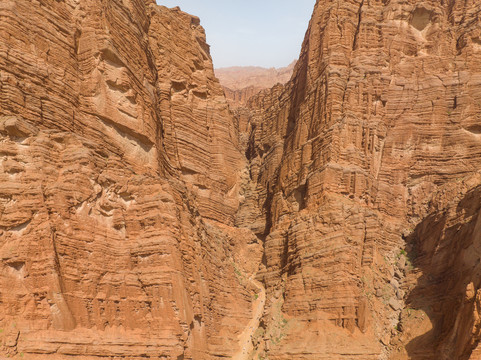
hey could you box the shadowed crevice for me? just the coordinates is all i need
[405,186,481,360]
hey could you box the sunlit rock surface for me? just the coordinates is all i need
[1,0,481,359]
[0,1,260,359]
[240,0,481,359]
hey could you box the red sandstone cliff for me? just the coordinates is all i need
[1,0,481,359]
[240,1,481,359]
[0,1,261,359]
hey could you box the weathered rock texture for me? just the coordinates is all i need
[0,1,261,359]
[240,0,481,359]
[2,0,481,359]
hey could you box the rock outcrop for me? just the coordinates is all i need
[2,0,481,359]
[239,0,481,359]
[395,178,481,360]
[0,1,261,359]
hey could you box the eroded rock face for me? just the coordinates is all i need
[0,1,260,359]
[395,178,481,360]
[2,0,481,359]
[241,0,481,359]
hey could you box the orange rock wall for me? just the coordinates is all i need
[0,1,259,359]
[2,0,481,359]
[243,0,481,358]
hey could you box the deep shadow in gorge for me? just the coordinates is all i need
[405,186,481,360]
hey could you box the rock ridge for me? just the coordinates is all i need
[237,0,481,358]
[0,1,260,359]
[2,0,481,359]
[216,62,296,109]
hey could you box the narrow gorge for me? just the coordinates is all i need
[1,0,481,359]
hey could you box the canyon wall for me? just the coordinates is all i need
[1,0,481,359]
[0,0,261,359]
[239,0,481,359]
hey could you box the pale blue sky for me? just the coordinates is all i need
[156,0,315,68]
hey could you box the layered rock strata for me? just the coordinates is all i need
[0,1,261,359]
[2,0,481,359]
[239,0,481,359]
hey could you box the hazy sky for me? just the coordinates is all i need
[156,0,315,69]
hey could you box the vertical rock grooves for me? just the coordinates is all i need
[0,1,260,359]
[240,0,481,359]
[1,0,481,359]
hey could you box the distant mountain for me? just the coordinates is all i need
[215,61,296,107]
[215,61,296,91]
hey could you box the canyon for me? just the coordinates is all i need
[1,0,481,360]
